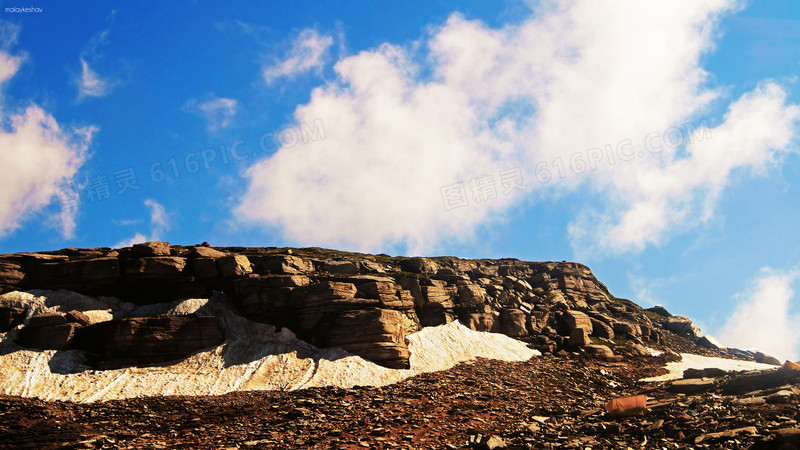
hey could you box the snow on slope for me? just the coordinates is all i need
[0,290,538,403]
[641,353,778,382]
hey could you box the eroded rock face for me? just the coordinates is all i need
[0,242,719,369]
[73,316,225,370]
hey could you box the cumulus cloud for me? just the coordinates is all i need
[719,267,800,362]
[236,0,800,255]
[183,95,238,132]
[263,29,333,84]
[114,199,172,248]
[0,24,93,239]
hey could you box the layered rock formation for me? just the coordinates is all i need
[0,242,736,369]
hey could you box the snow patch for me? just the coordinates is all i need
[0,290,538,402]
[641,353,778,382]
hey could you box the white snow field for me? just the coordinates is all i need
[0,290,539,403]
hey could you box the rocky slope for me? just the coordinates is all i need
[2,242,799,448]
[0,241,747,371]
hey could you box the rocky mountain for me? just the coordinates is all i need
[2,242,800,448]
[0,241,759,371]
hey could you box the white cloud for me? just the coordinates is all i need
[719,267,800,362]
[78,58,115,98]
[263,29,333,84]
[76,14,119,99]
[236,0,800,256]
[183,95,238,132]
[114,199,171,248]
[0,24,93,239]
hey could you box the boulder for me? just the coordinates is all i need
[321,308,409,369]
[590,318,614,339]
[216,255,252,277]
[684,367,729,379]
[190,246,227,258]
[585,344,614,360]
[457,284,486,308]
[564,310,593,335]
[131,241,171,256]
[460,312,498,333]
[17,322,82,350]
[74,316,225,370]
[613,321,641,338]
[663,315,702,338]
[28,312,66,328]
[645,305,671,317]
[668,378,716,394]
[125,257,187,278]
[37,257,120,288]
[399,257,438,274]
[323,260,360,274]
[0,260,25,287]
[568,327,590,346]
[422,285,453,307]
[291,281,358,308]
[257,255,314,274]
[193,257,220,279]
[722,369,800,394]
[697,334,725,350]
[499,308,528,337]
[65,310,92,326]
[755,351,781,366]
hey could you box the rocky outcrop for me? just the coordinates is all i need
[0,242,721,369]
[73,316,225,370]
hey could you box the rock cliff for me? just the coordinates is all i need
[0,242,747,370]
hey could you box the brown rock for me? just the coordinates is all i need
[590,318,614,339]
[568,327,590,346]
[499,308,528,337]
[257,255,314,274]
[125,257,187,278]
[216,255,253,277]
[323,260,360,274]
[65,310,92,326]
[460,312,498,332]
[585,344,614,360]
[193,257,220,279]
[190,246,227,258]
[755,351,781,366]
[457,284,486,308]
[399,257,438,274]
[0,260,25,286]
[74,316,225,369]
[131,241,171,256]
[291,281,358,308]
[17,323,81,350]
[322,308,409,369]
[564,310,593,335]
[668,377,715,394]
[28,312,66,329]
[37,257,120,287]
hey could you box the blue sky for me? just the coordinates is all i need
[1,0,800,359]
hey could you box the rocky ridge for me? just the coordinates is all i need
[0,241,746,370]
